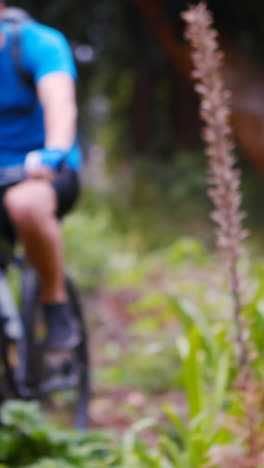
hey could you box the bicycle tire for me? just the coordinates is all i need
[0,263,24,399]
[19,268,91,430]
[0,315,19,399]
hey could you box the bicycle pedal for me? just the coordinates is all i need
[44,350,76,374]
[45,350,71,365]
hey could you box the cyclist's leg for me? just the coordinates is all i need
[4,179,66,302]
[3,169,81,348]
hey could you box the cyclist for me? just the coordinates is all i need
[0,1,82,349]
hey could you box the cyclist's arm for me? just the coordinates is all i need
[37,71,77,153]
[23,24,79,179]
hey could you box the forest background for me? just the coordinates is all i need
[3,1,264,467]
[11,0,264,249]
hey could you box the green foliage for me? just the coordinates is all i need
[63,207,124,288]
[167,327,231,466]
[90,233,263,466]
[48,163,264,466]
[62,160,211,290]
[1,229,243,468]
[0,400,120,468]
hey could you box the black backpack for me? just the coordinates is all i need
[3,7,34,89]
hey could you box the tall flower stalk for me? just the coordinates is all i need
[181,2,248,365]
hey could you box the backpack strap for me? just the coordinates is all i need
[3,7,35,90]
[0,7,37,117]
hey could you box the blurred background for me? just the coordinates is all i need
[6,0,264,252]
[4,0,264,438]
[7,0,264,255]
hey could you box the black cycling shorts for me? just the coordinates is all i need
[0,168,80,246]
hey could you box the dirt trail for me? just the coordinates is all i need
[85,287,184,438]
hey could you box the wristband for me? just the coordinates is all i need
[25,148,66,171]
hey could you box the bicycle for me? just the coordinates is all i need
[0,167,90,430]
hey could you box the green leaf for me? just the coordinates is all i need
[162,405,187,445]
[167,296,215,357]
[210,351,230,424]
[183,327,204,419]
[159,435,182,464]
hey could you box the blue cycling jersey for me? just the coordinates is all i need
[0,19,82,170]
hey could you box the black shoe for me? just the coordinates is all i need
[43,302,81,350]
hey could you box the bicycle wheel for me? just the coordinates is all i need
[19,268,91,429]
[0,267,23,400]
[0,316,19,399]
